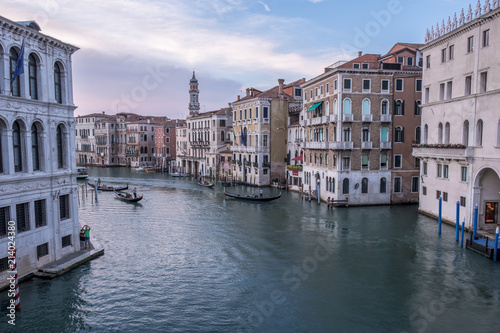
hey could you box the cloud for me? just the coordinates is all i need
[308,0,325,3]
[258,1,271,11]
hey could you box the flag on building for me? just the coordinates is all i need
[240,131,246,146]
[233,130,238,146]
[12,38,25,82]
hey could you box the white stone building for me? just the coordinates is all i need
[0,17,80,288]
[413,2,500,232]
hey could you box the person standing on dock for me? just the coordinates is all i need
[82,225,91,249]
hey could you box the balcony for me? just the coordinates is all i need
[329,114,338,123]
[362,114,372,122]
[300,118,311,127]
[311,116,328,126]
[380,141,392,149]
[342,114,353,122]
[412,144,468,160]
[381,114,391,122]
[330,141,353,150]
[304,141,329,150]
[361,141,373,149]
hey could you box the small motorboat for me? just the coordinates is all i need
[135,166,145,172]
[114,191,143,202]
[171,172,189,177]
[76,167,88,180]
[223,188,281,202]
[197,180,214,188]
[88,182,128,192]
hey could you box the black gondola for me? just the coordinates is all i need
[197,180,214,188]
[223,188,281,202]
[114,191,143,202]
[88,182,128,192]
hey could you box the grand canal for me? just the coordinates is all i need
[1,167,500,332]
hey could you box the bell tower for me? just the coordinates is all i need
[188,71,200,115]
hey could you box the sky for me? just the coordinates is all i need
[1,0,476,118]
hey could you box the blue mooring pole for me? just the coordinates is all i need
[473,205,478,239]
[438,197,442,235]
[456,201,460,242]
[494,227,499,262]
[461,218,465,248]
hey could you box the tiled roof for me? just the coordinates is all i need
[337,54,381,69]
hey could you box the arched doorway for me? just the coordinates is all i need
[473,167,500,232]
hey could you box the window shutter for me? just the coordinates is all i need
[401,128,405,142]
[402,101,405,115]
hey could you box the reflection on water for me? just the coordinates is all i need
[1,167,499,332]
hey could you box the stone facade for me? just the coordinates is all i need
[0,16,80,288]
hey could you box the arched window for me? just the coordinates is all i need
[221,131,225,141]
[381,100,389,115]
[415,127,421,144]
[381,127,388,142]
[342,178,349,194]
[362,127,369,142]
[362,154,369,169]
[0,119,5,174]
[361,178,368,193]
[424,124,428,144]
[362,99,370,115]
[395,127,404,142]
[13,121,23,172]
[415,100,422,115]
[343,127,351,141]
[438,123,443,144]
[463,120,469,146]
[325,101,330,116]
[444,122,450,144]
[29,54,38,100]
[380,154,387,169]
[10,48,21,97]
[331,178,335,193]
[380,178,387,193]
[57,124,64,168]
[343,99,351,114]
[333,99,338,115]
[54,62,63,104]
[31,123,41,171]
[476,119,483,146]
[394,100,404,115]
[243,127,248,146]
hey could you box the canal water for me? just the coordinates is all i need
[1,167,500,333]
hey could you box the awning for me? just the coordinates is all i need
[292,154,303,161]
[307,102,323,112]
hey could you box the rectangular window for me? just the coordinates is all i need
[263,135,268,147]
[343,79,352,92]
[34,199,47,228]
[437,164,442,177]
[263,107,269,119]
[426,55,431,68]
[315,88,318,96]
[467,36,474,53]
[441,48,446,63]
[414,158,420,168]
[449,45,454,60]
[443,165,449,179]
[320,85,324,95]
[381,80,389,92]
[411,177,419,193]
[394,177,401,193]
[16,202,30,233]
[0,206,10,238]
[436,190,441,199]
[482,29,489,47]
[396,79,403,91]
[59,194,70,220]
[0,257,9,272]
[362,63,369,69]
[460,196,466,207]
[295,88,302,97]
[416,79,422,92]
[326,83,329,93]
[362,79,370,92]
[353,63,360,69]
[423,186,427,196]
[407,57,414,66]
[397,56,404,64]
[394,155,402,168]
[480,72,487,93]
[62,235,72,248]
[425,87,430,104]
[465,75,472,95]
[37,243,49,260]
[461,166,467,181]
[334,80,338,91]
[423,162,428,175]
[439,83,445,101]
[446,81,453,100]
[443,192,448,202]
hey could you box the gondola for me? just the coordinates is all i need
[197,180,214,188]
[114,191,143,202]
[223,188,281,202]
[88,182,128,192]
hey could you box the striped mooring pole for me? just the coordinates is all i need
[494,227,499,262]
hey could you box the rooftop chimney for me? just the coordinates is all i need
[246,88,250,96]
[237,95,240,101]
[278,79,284,95]
[358,51,362,57]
